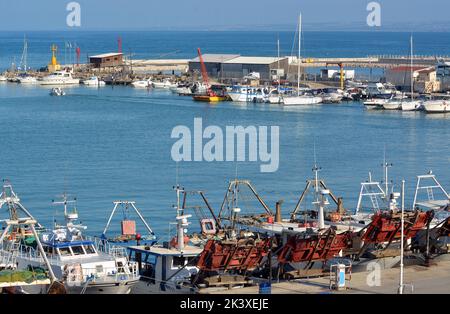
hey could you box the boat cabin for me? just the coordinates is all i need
[41,240,98,260]
[128,243,202,291]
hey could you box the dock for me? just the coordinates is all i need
[206,257,450,294]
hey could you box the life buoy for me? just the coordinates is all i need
[200,219,217,235]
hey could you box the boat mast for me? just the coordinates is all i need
[277,35,280,90]
[19,36,28,73]
[410,35,414,101]
[297,13,302,96]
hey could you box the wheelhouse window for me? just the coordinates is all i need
[44,246,54,255]
[58,247,72,256]
[172,256,186,268]
[84,245,96,254]
[71,246,85,256]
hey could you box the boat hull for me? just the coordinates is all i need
[401,101,422,111]
[282,96,322,106]
[40,80,80,86]
[20,278,139,294]
[423,100,449,113]
[193,95,228,102]
[382,102,401,110]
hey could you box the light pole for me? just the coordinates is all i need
[398,179,405,294]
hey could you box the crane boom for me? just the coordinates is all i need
[197,48,213,95]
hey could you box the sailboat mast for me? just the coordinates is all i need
[410,35,414,101]
[277,36,280,89]
[297,14,302,96]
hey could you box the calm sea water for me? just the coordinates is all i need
[0,31,449,239]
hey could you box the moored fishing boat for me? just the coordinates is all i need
[227,86,270,103]
[0,186,140,294]
[39,70,79,86]
[18,75,37,84]
[422,99,449,113]
[81,76,106,87]
[131,79,152,89]
[401,100,422,111]
[193,48,229,103]
[363,96,390,109]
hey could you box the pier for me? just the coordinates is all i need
[202,257,450,295]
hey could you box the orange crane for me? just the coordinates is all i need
[193,48,228,102]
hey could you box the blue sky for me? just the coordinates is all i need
[0,0,449,31]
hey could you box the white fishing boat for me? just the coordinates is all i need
[281,14,322,106]
[18,75,37,84]
[131,79,152,89]
[267,90,282,104]
[0,75,7,82]
[401,100,422,111]
[151,79,176,89]
[382,100,402,110]
[81,76,106,87]
[365,82,396,98]
[228,86,270,103]
[363,97,390,109]
[283,94,323,105]
[39,70,80,86]
[0,187,140,294]
[170,82,192,94]
[422,100,449,113]
[317,88,344,103]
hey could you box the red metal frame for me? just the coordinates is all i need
[197,238,271,272]
[362,210,434,244]
[277,229,353,264]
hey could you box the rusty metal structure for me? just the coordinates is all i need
[196,237,271,272]
[217,179,274,229]
[278,228,353,265]
[355,210,435,259]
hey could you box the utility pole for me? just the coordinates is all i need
[398,179,405,294]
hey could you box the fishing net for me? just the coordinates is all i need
[0,266,48,284]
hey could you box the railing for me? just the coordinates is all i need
[66,263,139,286]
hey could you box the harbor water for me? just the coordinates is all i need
[0,31,448,239]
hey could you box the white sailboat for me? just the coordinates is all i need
[281,14,322,106]
[17,37,37,84]
[401,36,422,111]
[383,36,421,111]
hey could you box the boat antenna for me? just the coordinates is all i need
[175,161,179,188]
[382,146,393,198]
[410,34,414,101]
[297,13,302,96]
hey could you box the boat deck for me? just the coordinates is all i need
[128,244,203,257]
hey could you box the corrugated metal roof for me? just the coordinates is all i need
[90,53,123,59]
[190,54,240,63]
[389,66,428,72]
[223,56,286,65]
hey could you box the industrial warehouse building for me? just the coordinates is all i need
[385,65,439,93]
[89,53,124,68]
[188,54,289,81]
